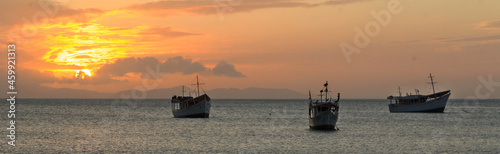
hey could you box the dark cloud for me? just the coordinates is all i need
[0,68,115,99]
[17,69,57,86]
[0,69,57,97]
[0,56,243,87]
[160,56,207,74]
[212,61,245,77]
[82,56,242,84]
[139,27,201,38]
[96,57,162,77]
[96,56,207,78]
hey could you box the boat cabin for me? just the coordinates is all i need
[388,95,428,105]
[310,102,338,118]
[172,95,194,111]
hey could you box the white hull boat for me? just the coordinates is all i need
[388,74,450,113]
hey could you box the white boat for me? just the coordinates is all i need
[171,76,211,118]
[387,73,451,113]
[309,81,340,130]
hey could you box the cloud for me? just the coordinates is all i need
[126,1,212,10]
[96,57,163,77]
[96,56,207,77]
[212,61,245,77]
[161,56,207,74]
[125,0,370,16]
[478,20,500,29]
[73,56,244,84]
[392,34,500,44]
[322,0,372,5]
[0,0,103,27]
[447,34,500,42]
[0,68,116,98]
[139,26,201,38]
[18,69,57,85]
[1,56,243,87]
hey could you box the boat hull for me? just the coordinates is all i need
[388,93,450,113]
[172,99,211,118]
[309,111,338,130]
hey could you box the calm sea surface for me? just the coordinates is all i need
[1,99,499,153]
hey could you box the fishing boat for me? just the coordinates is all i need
[309,81,340,130]
[171,75,211,118]
[387,73,451,113]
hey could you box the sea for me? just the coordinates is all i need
[1,99,499,153]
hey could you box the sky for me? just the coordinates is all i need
[1,0,499,99]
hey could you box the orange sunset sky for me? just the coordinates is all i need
[1,0,499,99]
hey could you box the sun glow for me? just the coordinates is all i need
[75,69,92,79]
[82,69,92,76]
[40,22,136,69]
[25,14,202,80]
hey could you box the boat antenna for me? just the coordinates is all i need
[428,73,437,97]
[336,93,340,102]
[182,85,185,97]
[324,81,328,101]
[320,90,323,102]
[398,86,401,97]
[308,90,311,100]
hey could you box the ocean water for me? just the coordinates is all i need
[1,99,499,153]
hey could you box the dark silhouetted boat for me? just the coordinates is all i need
[387,73,450,113]
[171,76,211,118]
[309,81,340,130]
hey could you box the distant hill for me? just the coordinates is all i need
[12,86,306,99]
[6,86,307,99]
[208,87,306,99]
[114,85,193,99]
[14,86,112,99]
[116,86,306,99]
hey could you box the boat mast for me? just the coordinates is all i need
[191,75,205,97]
[428,73,436,97]
[197,75,200,97]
